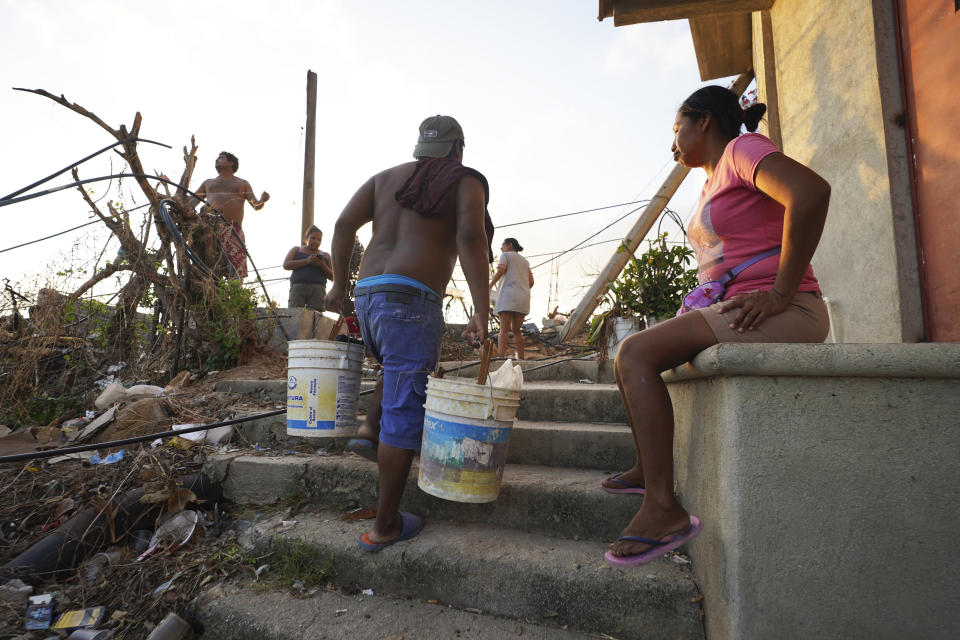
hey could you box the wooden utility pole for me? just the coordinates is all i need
[301,70,318,239]
[558,71,754,343]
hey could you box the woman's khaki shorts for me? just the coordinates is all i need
[696,291,829,343]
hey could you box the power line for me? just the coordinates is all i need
[0,220,100,254]
[496,200,650,229]
[529,204,643,270]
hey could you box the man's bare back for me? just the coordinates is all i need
[195,152,269,225]
[348,161,472,295]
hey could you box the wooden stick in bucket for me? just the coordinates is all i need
[327,316,345,340]
[477,339,494,386]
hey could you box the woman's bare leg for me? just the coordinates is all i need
[497,311,514,357]
[609,311,718,557]
[602,359,646,489]
[511,313,526,360]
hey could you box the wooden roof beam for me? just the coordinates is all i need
[598,0,773,25]
[689,12,754,80]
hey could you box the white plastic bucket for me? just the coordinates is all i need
[286,339,364,437]
[417,376,520,503]
[608,316,640,360]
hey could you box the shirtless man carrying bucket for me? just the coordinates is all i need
[324,115,492,551]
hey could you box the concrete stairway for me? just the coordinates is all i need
[197,360,705,640]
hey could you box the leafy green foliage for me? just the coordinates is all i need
[588,233,698,345]
[199,279,261,370]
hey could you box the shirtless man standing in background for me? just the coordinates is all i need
[324,115,492,552]
[194,151,269,278]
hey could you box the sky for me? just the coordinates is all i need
[0,0,730,324]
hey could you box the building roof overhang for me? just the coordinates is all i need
[598,1,772,80]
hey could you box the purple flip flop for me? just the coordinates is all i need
[357,511,424,553]
[604,515,703,567]
[602,472,646,495]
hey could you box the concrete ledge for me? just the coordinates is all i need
[239,512,704,640]
[665,342,960,381]
[666,343,960,640]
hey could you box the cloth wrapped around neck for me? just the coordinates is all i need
[395,157,495,262]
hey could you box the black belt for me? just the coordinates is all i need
[355,284,441,306]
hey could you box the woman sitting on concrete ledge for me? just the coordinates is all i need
[603,86,831,567]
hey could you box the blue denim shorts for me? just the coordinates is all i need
[354,286,445,450]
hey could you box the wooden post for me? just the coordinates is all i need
[301,70,318,239]
[558,71,754,343]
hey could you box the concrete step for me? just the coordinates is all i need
[438,358,615,384]
[229,411,636,471]
[205,454,643,541]
[518,382,625,423]
[236,511,704,640]
[191,582,596,639]
[216,379,626,425]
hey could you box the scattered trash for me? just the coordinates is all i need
[130,530,152,553]
[68,629,114,640]
[53,497,75,520]
[53,606,105,630]
[361,588,374,596]
[427,599,438,604]
[254,564,271,580]
[465,608,482,614]
[152,572,182,596]
[578,379,595,384]
[335,608,348,615]
[279,519,298,530]
[150,438,163,448]
[668,552,691,565]
[81,550,122,587]
[125,384,166,400]
[45,452,90,464]
[170,423,233,446]
[41,518,63,532]
[341,508,376,522]
[94,383,127,410]
[137,510,198,561]
[144,612,190,640]
[315,448,329,456]
[0,578,33,607]
[106,362,126,374]
[25,593,54,630]
[85,410,96,419]
[88,449,124,465]
[72,406,117,442]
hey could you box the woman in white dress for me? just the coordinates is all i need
[489,238,534,359]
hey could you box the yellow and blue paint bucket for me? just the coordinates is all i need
[286,339,363,437]
[418,376,520,503]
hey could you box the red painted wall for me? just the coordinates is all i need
[897,0,960,341]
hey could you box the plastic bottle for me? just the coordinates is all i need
[145,612,190,640]
[80,550,120,586]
